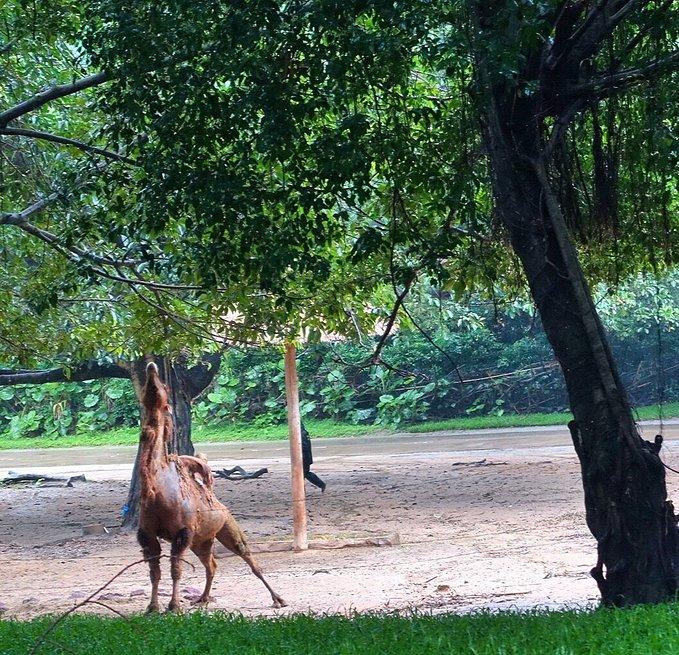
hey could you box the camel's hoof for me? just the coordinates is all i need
[166,601,182,613]
[145,602,160,614]
[190,595,213,606]
[272,597,287,609]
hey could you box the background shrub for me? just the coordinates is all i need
[1,273,677,437]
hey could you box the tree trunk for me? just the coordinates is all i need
[122,352,221,527]
[484,93,678,605]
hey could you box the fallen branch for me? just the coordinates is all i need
[29,555,195,655]
[214,466,269,481]
[215,533,401,556]
[2,472,86,487]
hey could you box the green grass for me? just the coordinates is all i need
[0,402,675,451]
[192,419,383,442]
[4,605,679,655]
[0,419,383,451]
[406,402,679,433]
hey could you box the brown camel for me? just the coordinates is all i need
[136,361,286,612]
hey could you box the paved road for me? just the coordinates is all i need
[1,419,677,481]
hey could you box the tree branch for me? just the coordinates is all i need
[369,278,414,365]
[609,0,675,70]
[186,353,222,399]
[3,197,219,293]
[0,71,110,128]
[546,0,649,71]
[0,361,129,386]
[0,127,136,165]
[567,50,679,100]
[0,193,60,225]
[8,217,139,268]
[0,44,219,128]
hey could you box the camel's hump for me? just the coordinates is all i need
[146,361,159,376]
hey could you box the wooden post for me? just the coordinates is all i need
[284,342,308,551]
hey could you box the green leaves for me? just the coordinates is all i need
[0,378,138,438]
[105,386,124,400]
[83,393,99,408]
[0,389,14,401]
[80,0,491,306]
[1,0,676,370]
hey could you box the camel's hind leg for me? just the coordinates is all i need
[216,523,287,608]
[190,539,217,605]
[137,529,162,613]
[168,528,192,612]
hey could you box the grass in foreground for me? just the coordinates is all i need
[4,606,679,655]
[0,402,675,451]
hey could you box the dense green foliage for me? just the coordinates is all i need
[0,418,380,450]
[1,273,676,439]
[0,378,137,439]
[83,0,678,298]
[2,1,676,394]
[5,605,679,655]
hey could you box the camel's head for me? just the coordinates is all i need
[142,361,170,416]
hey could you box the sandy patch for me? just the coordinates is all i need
[0,445,638,619]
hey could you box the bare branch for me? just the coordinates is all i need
[546,0,649,71]
[0,193,60,225]
[567,50,679,100]
[0,127,136,165]
[0,361,129,386]
[369,278,413,365]
[543,99,586,160]
[0,71,110,128]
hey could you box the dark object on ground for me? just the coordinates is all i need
[1,471,86,487]
[450,459,508,468]
[214,466,269,481]
[301,422,326,492]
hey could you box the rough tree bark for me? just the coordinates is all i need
[483,87,678,605]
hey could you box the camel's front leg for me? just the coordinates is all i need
[168,528,192,612]
[137,529,162,613]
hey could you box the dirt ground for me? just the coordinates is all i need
[4,440,655,620]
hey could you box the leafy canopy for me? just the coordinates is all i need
[83,0,677,296]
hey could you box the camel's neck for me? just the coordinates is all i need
[140,410,170,490]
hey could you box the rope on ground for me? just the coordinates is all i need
[29,554,195,655]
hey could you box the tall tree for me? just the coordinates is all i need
[1,1,385,524]
[79,1,678,605]
[471,1,678,605]
[0,4,226,521]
